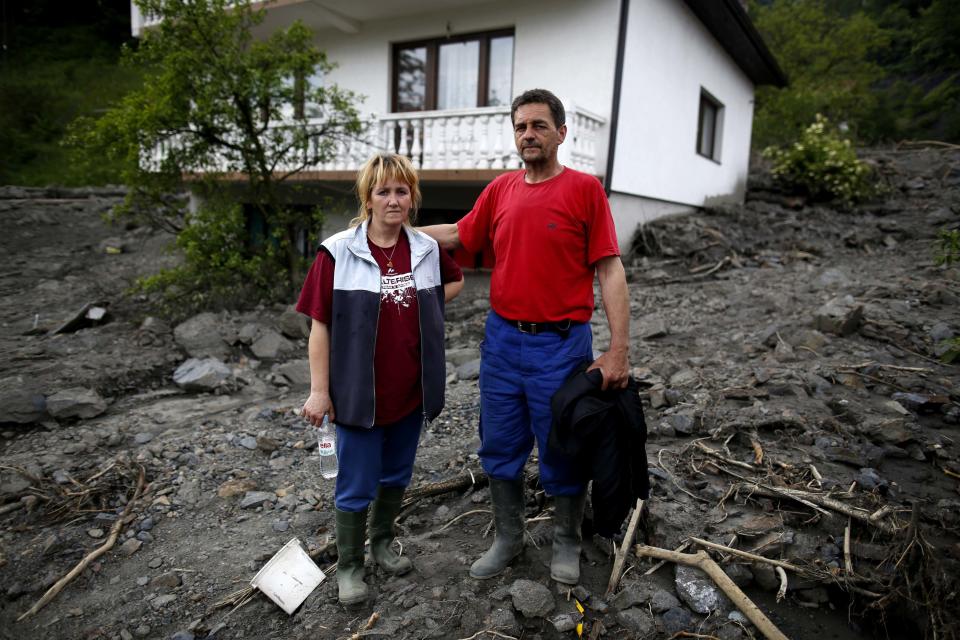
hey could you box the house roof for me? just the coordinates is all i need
[682,0,787,87]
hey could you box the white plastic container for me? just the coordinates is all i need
[249,538,326,614]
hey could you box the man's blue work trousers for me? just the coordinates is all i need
[478,312,593,496]
[334,407,423,512]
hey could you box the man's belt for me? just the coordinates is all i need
[508,317,578,336]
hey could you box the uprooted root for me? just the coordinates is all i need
[0,459,145,526]
[871,506,959,640]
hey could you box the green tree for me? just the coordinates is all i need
[751,0,891,147]
[68,0,363,300]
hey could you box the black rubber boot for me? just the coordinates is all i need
[369,485,413,575]
[469,478,525,579]
[335,507,368,605]
[550,493,586,585]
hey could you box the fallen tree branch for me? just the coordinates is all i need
[18,465,146,621]
[401,470,489,507]
[635,545,789,640]
[644,541,691,576]
[606,498,644,596]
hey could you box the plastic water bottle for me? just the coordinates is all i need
[317,415,338,480]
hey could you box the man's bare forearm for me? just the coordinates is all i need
[419,223,462,251]
[597,256,630,352]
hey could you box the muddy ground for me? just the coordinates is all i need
[0,148,958,640]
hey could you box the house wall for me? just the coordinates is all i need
[308,0,620,136]
[610,0,755,207]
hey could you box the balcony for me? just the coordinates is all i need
[147,104,607,182]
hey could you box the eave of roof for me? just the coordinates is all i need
[682,0,788,88]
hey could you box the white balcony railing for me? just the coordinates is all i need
[146,104,607,178]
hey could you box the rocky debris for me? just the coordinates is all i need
[45,387,108,419]
[273,360,310,386]
[172,357,232,391]
[173,313,230,359]
[813,295,864,336]
[278,306,310,339]
[508,579,555,618]
[675,565,732,614]
[0,378,48,423]
[0,149,958,639]
[250,330,295,360]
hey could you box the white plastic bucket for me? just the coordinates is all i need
[250,538,326,614]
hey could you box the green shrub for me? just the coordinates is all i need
[934,228,960,267]
[762,114,874,203]
[135,197,289,320]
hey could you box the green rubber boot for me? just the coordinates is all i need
[335,507,368,605]
[469,478,525,579]
[369,485,413,575]
[550,493,586,585]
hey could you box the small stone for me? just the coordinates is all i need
[650,589,681,613]
[120,629,134,640]
[120,538,142,556]
[46,387,108,419]
[134,625,151,638]
[150,571,181,589]
[134,432,154,444]
[616,607,655,635]
[549,612,580,632]
[240,491,277,509]
[456,359,481,381]
[508,578,555,618]
[150,593,177,610]
[238,436,258,450]
[256,435,279,452]
[272,520,290,533]
[87,528,105,539]
[173,357,232,391]
[675,565,730,613]
[661,607,696,636]
[171,632,195,640]
[139,517,155,532]
[813,295,863,336]
[136,576,150,587]
[217,478,257,498]
[148,557,164,569]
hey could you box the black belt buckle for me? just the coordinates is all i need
[515,319,572,337]
[516,320,539,335]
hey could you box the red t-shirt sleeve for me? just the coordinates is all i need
[585,177,620,265]
[295,249,334,324]
[439,247,463,284]
[457,180,498,254]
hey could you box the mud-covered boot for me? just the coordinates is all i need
[369,485,413,575]
[470,478,525,579]
[335,507,368,605]
[550,493,586,585]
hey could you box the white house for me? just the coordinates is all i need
[132,0,784,260]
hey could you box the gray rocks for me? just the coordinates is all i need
[675,565,731,614]
[508,579,555,618]
[239,491,277,509]
[274,360,311,386]
[456,359,481,381]
[174,312,229,358]
[278,306,310,339]
[616,607,655,635]
[250,330,294,360]
[650,588,681,612]
[813,295,863,336]
[661,607,697,635]
[173,357,232,391]
[0,378,48,423]
[46,387,107,419]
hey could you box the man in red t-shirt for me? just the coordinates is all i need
[421,89,630,586]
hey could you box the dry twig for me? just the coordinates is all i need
[606,498,644,596]
[17,465,146,621]
[635,545,789,640]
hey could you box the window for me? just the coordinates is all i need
[392,30,514,112]
[696,88,724,162]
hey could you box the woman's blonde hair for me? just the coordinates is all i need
[351,153,422,227]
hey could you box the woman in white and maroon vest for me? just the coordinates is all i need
[297,153,463,605]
